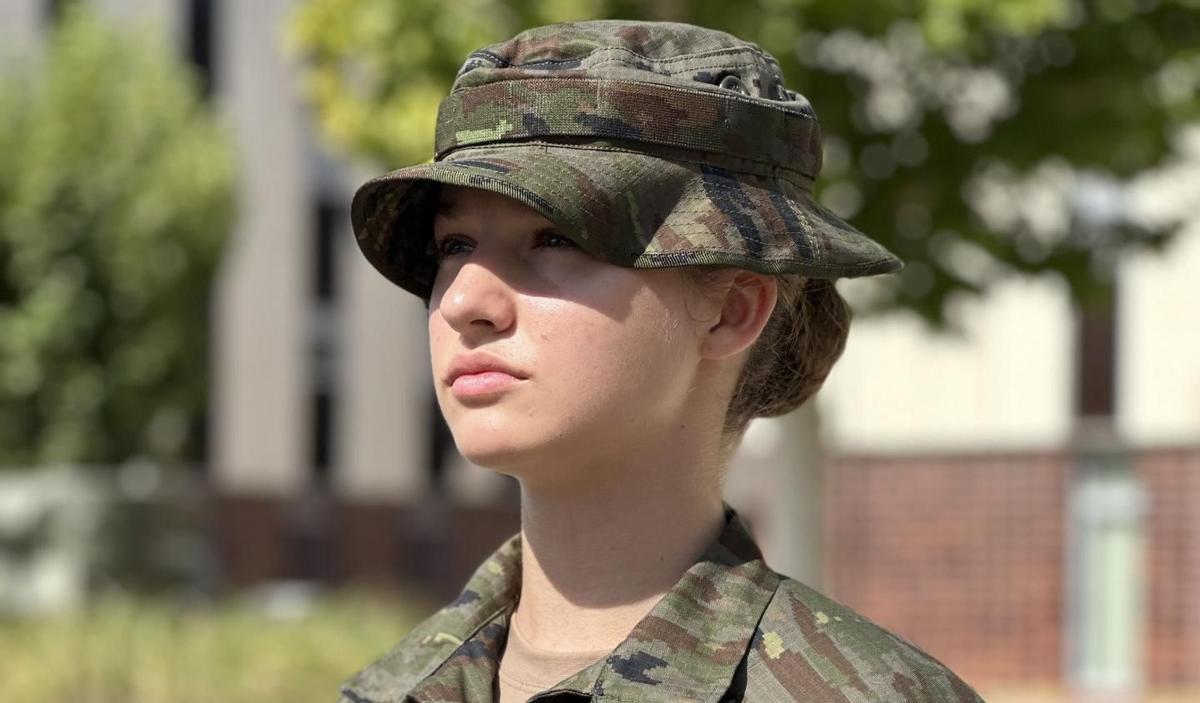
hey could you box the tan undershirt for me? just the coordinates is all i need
[496,612,611,703]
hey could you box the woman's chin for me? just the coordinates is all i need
[450,422,583,479]
[451,429,542,470]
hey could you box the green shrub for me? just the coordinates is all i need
[0,5,235,467]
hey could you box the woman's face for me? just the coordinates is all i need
[428,185,715,479]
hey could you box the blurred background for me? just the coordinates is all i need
[0,0,1197,701]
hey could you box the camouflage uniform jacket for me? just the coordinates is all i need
[338,504,984,702]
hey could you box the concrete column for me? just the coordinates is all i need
[92,0,182,43]
[1119,128,1200,444]
[821,276,1074,452]
[726,402,824,587]
[210,0,311,495]
[334,189,432,503]
[0,0,40,63]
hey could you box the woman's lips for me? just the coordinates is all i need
[450,371,523,399]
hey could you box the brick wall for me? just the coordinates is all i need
[825,447,1200,689]
[825,451,1071,686]
[207,446,1200,689]
[1138,448,1200,686]
[213,493,519,603]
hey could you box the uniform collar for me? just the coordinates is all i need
[344,502,780,703]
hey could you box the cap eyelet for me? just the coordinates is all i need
[456,52,501,78]
[718,74,750,96]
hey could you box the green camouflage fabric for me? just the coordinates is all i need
[351,20,903,303]
[338,504,984,702]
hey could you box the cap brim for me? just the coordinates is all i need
[351,142,902,301]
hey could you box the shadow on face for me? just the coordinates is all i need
[428,184,702,329]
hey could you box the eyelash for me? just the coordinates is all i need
[433,231,578,261]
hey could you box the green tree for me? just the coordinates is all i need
[0,7,236,466]
[286,0,1198,323]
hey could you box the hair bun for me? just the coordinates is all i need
[725,275,851,434]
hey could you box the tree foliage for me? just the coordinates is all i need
[0,7,236,466]
[287,0,1199,323]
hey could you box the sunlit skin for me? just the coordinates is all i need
[428,184,777,653]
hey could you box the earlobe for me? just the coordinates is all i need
[702,273,777,360]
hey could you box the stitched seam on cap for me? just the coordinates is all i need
[584,56,761,77]
[446,141,816,188]
[448,76,817,121]
[576,44,760,68]
[473,48,509,66]
[635,249,894,272]
[792,199,825,265]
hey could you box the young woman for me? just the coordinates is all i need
[339,19,983,703]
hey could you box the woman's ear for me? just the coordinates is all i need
[700,271,777,361]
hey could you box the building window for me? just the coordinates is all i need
[311,390,334,484]
[310,198,341,487]
[1066,457,1148,692]
[42,0,66,28]
[430,400,452,492]
[187,0,215,98]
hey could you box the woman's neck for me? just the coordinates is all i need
[511,449,726,653]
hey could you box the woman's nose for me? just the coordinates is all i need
[436,260,517,335]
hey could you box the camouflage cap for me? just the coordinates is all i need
[351,19,903,302]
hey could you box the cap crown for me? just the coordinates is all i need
[435,20,824,181]
[455,20,802,101]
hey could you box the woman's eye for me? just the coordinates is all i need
[433,230,575,262]
[434,236,472,261]
[537,230,578,249]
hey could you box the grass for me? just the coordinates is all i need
[0,588,423,703]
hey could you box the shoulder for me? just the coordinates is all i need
[741,576,985,702]
[336,598,473,703]
[337,532,522,702]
